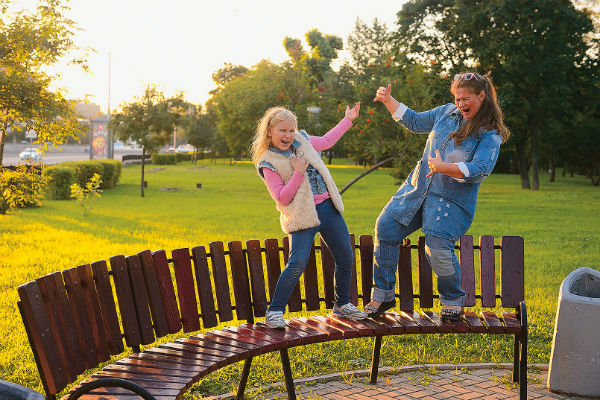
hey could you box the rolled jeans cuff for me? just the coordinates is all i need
[371,286,396,302]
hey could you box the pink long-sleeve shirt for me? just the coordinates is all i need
[261,117,353,206]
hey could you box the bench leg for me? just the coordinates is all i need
[512,334,520,383]
[519,301,528,400]
[370,335,383,384]
[236,357,253,400]
[279,348,296,400]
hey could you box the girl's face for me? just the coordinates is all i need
[454,87,485,120]
[268,119,297,151]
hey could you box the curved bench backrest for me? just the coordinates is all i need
[17,234,524,398]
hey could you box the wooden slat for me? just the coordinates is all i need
[404,310,436,333]
[479,235,496,307]
[76,264,111,361]
[501,311,522,334]
[459,235,476,307]
[228,241,252,320]
[91,261,124,354]
[208,241,234,322]
[282,236,302,312]
[151,250,182,334]
[293,317,344,340]
[359,235,374,305]
[481,311,505,333]
[463,311,487,333]
[392,311,421,334]
[303,243,321,311]
[421,310,454,333]
[312,316,360,338]
[246,239,268,317]
[18,281,69,395]
[398,238,413,311]
[501,236,525,308]
[62,267,102,368]
[190,246,218,328]
[417,236,434,309]
[36,274,80,380]
[125,256,155,344]
[110,255,142,348]
[137,250,169,338]
[371,313,406,335]
[349,234,359,306]
[171,248,200,332]
[264,238,282,300]
[319,237,336,309]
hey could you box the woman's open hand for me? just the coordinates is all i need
[426,150,443,177]
[345,102,361,121]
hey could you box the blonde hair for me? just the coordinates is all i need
[251,107,298,164]
[450,72,510,145]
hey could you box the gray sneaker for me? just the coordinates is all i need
[265,310,286,329]
[332,303,368,320]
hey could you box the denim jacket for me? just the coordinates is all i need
[259,130,328,195]
[385,103,503,241]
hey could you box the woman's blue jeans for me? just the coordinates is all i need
[268,199,353,312]
[371,208,465,306]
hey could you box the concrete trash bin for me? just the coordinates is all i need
[548,267,600,398]
[0,379,44,400]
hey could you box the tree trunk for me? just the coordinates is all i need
[515,141,530,189]
[0,128,5,167]
[531,128,539,190]
[549,158,555,182]
[562,166,566,177]
[328,150,333,165]
[141,146,146,198]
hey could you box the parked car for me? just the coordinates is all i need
[176,144,195,153]
[19,148,42,161]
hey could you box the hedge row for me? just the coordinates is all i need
[44,159,122,200]
[151,152,193,165]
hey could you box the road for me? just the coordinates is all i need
[2,143,142,165]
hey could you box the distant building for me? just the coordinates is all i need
[75,101,101,120]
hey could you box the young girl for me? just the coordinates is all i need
[252,104,367,328]
[365,72,510,320]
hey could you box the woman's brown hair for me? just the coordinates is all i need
[450,72,510,145]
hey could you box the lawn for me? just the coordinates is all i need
[1,159,599,398]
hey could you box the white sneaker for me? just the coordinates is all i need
[265,310,286,329]
[333,303,368,320]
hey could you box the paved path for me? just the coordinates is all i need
[209,364,587,400]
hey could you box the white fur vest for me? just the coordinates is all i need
[257,132,344,233]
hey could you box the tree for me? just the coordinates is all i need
[394,0,599,189]
[183,104,217,163]
[0,0,89,165]
[109,86,186,197]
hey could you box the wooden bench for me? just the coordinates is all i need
[17,234,526,400]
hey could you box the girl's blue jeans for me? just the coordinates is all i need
[371,208,465,306]
[268,199,353,312]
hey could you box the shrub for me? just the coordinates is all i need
[43,165,76,200]
[96,159,122,188]
[63,161,105,187]
[0,166,46,214]
[151,153,176,165]
[70,173,102,217]
[175,152,193,162]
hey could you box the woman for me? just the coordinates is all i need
[365,72,510,320]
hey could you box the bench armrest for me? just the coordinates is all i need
[66,378,157,400]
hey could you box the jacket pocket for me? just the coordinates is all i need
[441,175,476,206]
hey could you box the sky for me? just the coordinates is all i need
[13,0,408,113]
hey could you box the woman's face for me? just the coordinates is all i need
[454,87,485,120]
[268,119,297,151]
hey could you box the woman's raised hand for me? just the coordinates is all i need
[373,83,392,103]
[345,102,361,121]
[290,154,308,173]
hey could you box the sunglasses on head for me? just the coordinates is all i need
[454,72,481,81]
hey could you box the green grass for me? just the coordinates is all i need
[1,159,599,398]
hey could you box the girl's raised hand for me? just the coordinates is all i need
[290,154,308,173]
[345,102,361,121]
[373,83,392,103]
